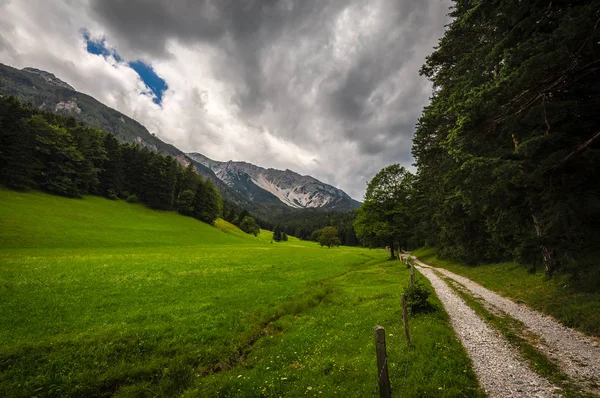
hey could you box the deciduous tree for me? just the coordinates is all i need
[240,216,260,236]
[354,165,414,258]
[319,226,341,248]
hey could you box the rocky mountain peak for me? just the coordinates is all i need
[22,67,75,91]
[186,152,360,210]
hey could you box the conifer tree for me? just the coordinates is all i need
[273,226,282,242]
[29,115,83,197]
[193,178,222,225]
[412,0,600,274]
[100,134,124,199]
[0,96,37,189]
[71,125,106,194]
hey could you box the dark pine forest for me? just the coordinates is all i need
[355,0,600,277]
[0,96,223,225]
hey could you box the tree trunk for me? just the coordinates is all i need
[531,213,556,277]
[390,243,395,260]
[513,133,558,277]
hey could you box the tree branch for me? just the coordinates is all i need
[556,131,600,167]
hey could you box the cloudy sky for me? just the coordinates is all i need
[0,0,450,200]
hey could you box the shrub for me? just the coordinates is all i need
[239,216,260,236]
[107,189,119,200]
[404,280,432,316]
[126,194,139,203]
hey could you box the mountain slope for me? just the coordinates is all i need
[0,63,359,213]
[0,63,183,157]
[0,63,265,212]
[188,153,361,210]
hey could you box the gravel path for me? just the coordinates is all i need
[412,257,600,394]
[416,266,560,397]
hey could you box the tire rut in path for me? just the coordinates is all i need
[416,266,560,397]
[412,257,600,394]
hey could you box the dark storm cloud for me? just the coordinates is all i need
[88,0,224,57]
[90,0,346,113]
[89,0,340,57]
[87,0,450,197]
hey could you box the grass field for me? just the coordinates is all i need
[412,247,600,337]
[0,189,481,397]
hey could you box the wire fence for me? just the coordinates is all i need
[370,323,412,398]
[370,252,414,398]
[370,350,390,398]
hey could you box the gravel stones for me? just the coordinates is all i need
[425,263,600,395]
[416,266,560,397]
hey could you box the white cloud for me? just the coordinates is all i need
[0,0,451,199]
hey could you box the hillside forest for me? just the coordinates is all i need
[0,96,222,225]
[354,0,600,277]
[0,95,358,245]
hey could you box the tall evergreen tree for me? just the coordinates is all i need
[71,125,106,194]
[29,115,83,197]
[100,134,124,199]
[145,154,178,210]
[272,226,282,242]
[175,163,197,204]
[193,178,222,225]
[0,96,37,189]
[413,0,600,274]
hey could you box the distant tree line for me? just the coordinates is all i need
[251,210,360,246]
[0,96,222,225]
[220,200,360,245]
[356,0,600,276]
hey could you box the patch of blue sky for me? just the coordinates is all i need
[82,30,167,105]
[82,30,122,61]
[127,61,168,105]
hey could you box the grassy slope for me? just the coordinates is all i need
[412,247,600,337]
[0,190,481,397]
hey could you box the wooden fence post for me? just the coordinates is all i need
[410,263,415,288]
[402,294,411,345]
[374,325,392,398]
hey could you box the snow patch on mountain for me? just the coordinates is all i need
[186,152,360,209]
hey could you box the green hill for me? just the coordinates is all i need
[0,190,246,249]
[0,189,480,397]
[0,64,292,218]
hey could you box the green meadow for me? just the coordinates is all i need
[0,189,481,397]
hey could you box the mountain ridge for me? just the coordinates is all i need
[187,153,360,210]
[0,63,360,212]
